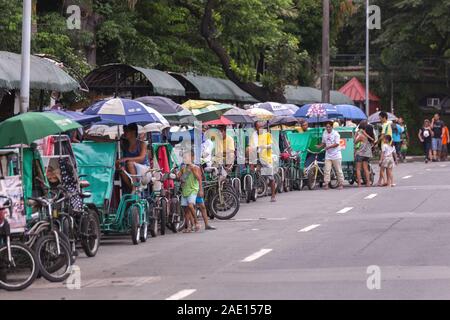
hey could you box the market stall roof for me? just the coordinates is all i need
[338,77,380,102]
[284,85,354,105]
[171,73,258,103]
[284,86,322,105]
[0,51,79,92]
[84,64,186,97]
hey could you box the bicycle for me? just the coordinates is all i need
[0,196,39,291]
[304,149,339,190]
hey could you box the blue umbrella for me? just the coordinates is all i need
[335,104,367,121]
[294,103,342,122]
[46,110,101,125]
[84,98,161,125]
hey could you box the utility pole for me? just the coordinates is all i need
[365,0,370,116]
[20,0,32,114]
[321,0,330,103]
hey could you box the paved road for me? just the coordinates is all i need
[2,161,450,300]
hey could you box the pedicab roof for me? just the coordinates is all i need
[0,51,79,92]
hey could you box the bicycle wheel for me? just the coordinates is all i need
[307,168,317,190]
[329,168,339,189]
[256,175,267,197]
[81,210,100,257]
[210,189,240,220]
[283,169,290,192]
[148,202,158,237]
[35,234,72,282]
[130,206,140,245]
[275,172,283,193]
[160,199,167,235]
[0,242,38,291]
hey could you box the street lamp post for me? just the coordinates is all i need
[321,0,330,103]
[20,0,32,114]
[365,0,370,116]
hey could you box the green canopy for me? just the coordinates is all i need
[0,112,81,147]
[0,51,79,92]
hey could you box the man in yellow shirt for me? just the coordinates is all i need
[378,111,392,146]
[253,121,276,202]
[213,126,235,170]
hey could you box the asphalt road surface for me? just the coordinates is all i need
[3,161,450,300]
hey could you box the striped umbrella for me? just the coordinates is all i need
[182,100,233,121]
[84,98,163,125]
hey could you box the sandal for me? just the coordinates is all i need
[194,223,201,232]
[183,228,192,233]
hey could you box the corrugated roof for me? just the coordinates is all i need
[132,66,186,97]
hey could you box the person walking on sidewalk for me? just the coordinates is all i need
[441,122,449,161]
[431,113,444,161]
[316,121,345,190]
[418,119,433,163]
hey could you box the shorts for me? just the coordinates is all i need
[355,155,370,163]
[432,138,442,151]
[260,165,274,180]
[180,194,197,206]
[381,158,394,169]
[196,197,204,204]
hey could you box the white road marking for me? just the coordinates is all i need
[298,224,320,232]
[166,289,197,300]
[242,249,273,262]
[402,175,412,179]
[364,193,377,199]
[251,228,259,231]
[337,207,353,214]
[440,164,447,167]
[426,169,432,171]
[230,218,287,222]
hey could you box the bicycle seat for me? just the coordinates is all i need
[80,192,92,199]
[79,180,90,189]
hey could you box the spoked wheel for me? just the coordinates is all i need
[243,175,252,203]
[0,243,39,291]
[210,189,240,220]
[307,168,318,190]
[35,234,72,282]
[256,175,267,197]
[140,222,148,242]
[169,197,184,233]
[159,199,167,236]
[275,172,283,194]
[81,210,100,257]
[329,168,339,189]
[130,206,140,245]
[149,203,158,238]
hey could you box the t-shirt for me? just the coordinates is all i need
[443,126,449,145]
[382,121,393,138]
[421,127,432,142]
[322,130,341,160]
[201,139,214,166]
[432,120,444,139]
[213,135,235,165]
[258,132,273,166]
[382,144,395,159]
[392,124,404,143]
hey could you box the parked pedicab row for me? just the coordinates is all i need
[0,99,369,291]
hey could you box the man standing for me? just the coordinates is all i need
[253,121,277,202]
[317,122,345,190]
[431,113,444,162]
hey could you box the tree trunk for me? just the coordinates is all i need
[196,0,287,103]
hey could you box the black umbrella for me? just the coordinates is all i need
[223,107,255,124]
[268,116,298,127]
[135,96,196,124]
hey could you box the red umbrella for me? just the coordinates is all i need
[203,116,234,126]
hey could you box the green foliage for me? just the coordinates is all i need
[0,0,23,52]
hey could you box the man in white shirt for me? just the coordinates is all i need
[316,121,345,190]
[201,126,214,167]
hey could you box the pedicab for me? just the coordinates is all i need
[0,112,83,283]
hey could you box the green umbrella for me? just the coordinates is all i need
[187,103,233,122]
[0,112,81,148]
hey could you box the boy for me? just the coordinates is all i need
[379,135,397,187]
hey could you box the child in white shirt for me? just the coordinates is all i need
[379,135,397,187]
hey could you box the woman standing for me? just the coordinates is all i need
[418,119,433,163]
[355,121,374,187]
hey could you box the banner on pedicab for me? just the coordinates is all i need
[0,175,26,233]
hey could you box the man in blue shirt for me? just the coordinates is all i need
[392,120,404,159]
